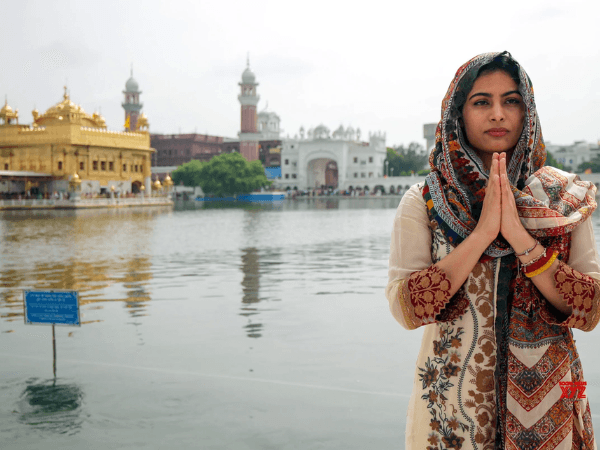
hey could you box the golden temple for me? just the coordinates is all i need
[0,87,154,199]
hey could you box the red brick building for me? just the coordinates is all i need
[151,134,240,166]
[151,133,281,168]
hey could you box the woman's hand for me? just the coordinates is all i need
[473,153,502,246]
[498,153,534,250]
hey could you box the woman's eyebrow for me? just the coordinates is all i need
[502,90,522,97]
[468,90,522,101]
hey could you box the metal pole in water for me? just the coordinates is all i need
[52,323,56,378]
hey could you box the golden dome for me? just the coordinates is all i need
[152,179,162,190]
[137,112,149,131]
[69,173,82,188]
[0,98,19,124]
[92,111,107,128]
[34,86,104,128]
[1,101,13,114]
[163,174,173,187]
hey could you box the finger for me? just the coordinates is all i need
[487,161,498,196]
[496,174,502,199]
[502,173,514,207]
[490,156,499,180]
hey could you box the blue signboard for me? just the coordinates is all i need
[23,290,80,326]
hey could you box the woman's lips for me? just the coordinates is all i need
[487,128,508,137]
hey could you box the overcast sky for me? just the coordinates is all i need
[1,0,598,148]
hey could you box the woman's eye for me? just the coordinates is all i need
[506,98,521,105]
[474,100,488,106]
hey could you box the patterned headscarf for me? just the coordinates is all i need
[423,51,596,260]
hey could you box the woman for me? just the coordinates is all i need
[386,51,600,449]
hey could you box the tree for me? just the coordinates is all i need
[199,152,272,197]
[545,151,567,171]
[171,160,205,187]
[384,142,428,176]
[577,158,600,174]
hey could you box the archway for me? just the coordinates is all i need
[132,180,142,194]
[307,158,338,189]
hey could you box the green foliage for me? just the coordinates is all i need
[199,152,272,197]
[417,169,431,176]
[545,151,566,171]
[170,153,272,196]
[578,159,600,173]
[171,160,205,187]
[384,142,427,176]
[573,150,600,173]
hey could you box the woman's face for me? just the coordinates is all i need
[462,70,525,159]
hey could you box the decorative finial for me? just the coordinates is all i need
[130,63,133,77]
[247,52,250,67]
[63,85,68,100]
[4,95,7,106]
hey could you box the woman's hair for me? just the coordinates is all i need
[453,51,521,114]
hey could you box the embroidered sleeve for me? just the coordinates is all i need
[539,260,600,331]
[397,265,454,330]
[386,183,471,330]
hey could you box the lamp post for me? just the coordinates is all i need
[390,167,394,177]
[385,160,389,177]
[152,178,162,197]
[163,174,174,200]
[68,173,81,201]
[140,184,145,201]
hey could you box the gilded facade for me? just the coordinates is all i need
[0,86,154,198]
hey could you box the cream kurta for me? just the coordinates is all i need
[386,182,600,450]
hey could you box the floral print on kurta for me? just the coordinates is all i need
[386,183,600,450]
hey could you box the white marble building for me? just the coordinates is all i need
[547,141,600,170]
[272,124,387,190]
[257,106,282,140]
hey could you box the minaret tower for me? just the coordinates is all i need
[122,66,143,131]
[238,56,261,161]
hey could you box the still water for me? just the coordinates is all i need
[1,198,599,449]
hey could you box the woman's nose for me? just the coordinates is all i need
[490,103,505,122]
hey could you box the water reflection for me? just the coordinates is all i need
[122,257,153,318]
[240,247,262,338]
[17,378,84,436]
[0,256,153,325]
[0,206,159,327]
[199,201,283,211]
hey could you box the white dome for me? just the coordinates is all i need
[241,67,256,84]
[125,76,139,92]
